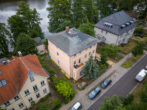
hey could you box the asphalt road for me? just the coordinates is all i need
[87,54,147,110]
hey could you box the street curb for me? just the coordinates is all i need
[127,53,147,71]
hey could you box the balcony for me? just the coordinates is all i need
[74,63,84,69]
[73,63,84,80]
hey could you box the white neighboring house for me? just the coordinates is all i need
[0,54,50,110]
[36,37,46,55]
[94,11,136,45]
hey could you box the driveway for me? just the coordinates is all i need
[87,54,147,110]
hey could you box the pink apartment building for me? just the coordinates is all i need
[48,28,99,80]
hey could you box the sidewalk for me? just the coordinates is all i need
[60,53,132,110]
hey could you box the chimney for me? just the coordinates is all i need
[68,29,73,34]
[18,51,22,57]
[2,61,8,65]
[65,26,70,31]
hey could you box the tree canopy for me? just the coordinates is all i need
[100,45,120,58]
[0,23,12,57]
[15,33,37,55]
[79,22,95,37]
[8,1,43,42]
[54,79,74,102]
[82,56,99,79]
[132,43,144,57]
[48,0,72,32]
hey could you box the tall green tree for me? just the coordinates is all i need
[101,52,108,65]
[132,43,144,57]
[0,23,11,56]
[48,0,72,32]
[79,22,95,37]
[99,95,119,110]
[100,45,120,57]
[8,1,43,42]
[82,56,99,79]
[83,0,96,23]
[56,19,73,32]
[15,33,37,55]
[72,0,86,28]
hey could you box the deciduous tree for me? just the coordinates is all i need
[54,79,74,103]
[48,0,72,32]
[100,45,120,57]
[72,0,86,28]
[0,23,12,57]
[101,52,108,65]
[79,22,95,37]
[15,33,37,55]
[8,1,43,42]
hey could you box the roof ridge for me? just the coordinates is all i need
[19,57,30,72]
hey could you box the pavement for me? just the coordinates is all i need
[60,53,133,110]
[87,54,147,110]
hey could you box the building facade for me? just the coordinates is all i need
[95,11,136,45]
[48,28,99,80]
[36,37,46,55]
[0,54,50,110]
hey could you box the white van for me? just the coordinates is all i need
[70,102,81,110]
[136,69,147,82]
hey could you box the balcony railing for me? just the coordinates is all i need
[74,63,84,69]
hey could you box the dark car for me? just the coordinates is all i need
[88,87,101,99]
[134,34,143,38]
[101,78,112,89]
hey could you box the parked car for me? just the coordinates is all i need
[88,87,101,99]
[145,65,147,70]
[136,69,147,82]
[70,102,81,110]
[101,78,112,89]
[134,34,143,38]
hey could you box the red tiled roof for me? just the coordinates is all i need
[0,55,49,104]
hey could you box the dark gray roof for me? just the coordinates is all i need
[48,28,99,56]
[0,58,9,65]
[35,37,44,46]
[95,11,136,36]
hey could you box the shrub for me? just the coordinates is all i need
[120,94,134,105]
[100,45,120,58]
[37,104,48,110]
[134,26,144,35]
[39,94,50,102]
[54,79,74,103]
[132,43,144,57]
[31,101,35,106]
[53,99,61,110]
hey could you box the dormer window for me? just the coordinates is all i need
[30,76,34,82]
[0,80,7,88]
[120,24,126,29]
[28,71,34,82]
[104,22,113,28]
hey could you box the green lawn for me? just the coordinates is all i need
[133,78,147,104]
[121,54,143,69]
[109,53,123,63]
[119,40,138,55]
